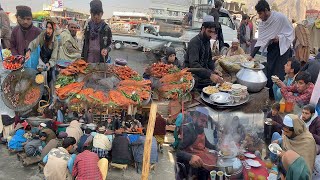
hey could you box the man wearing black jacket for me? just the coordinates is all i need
[82,0,112,63]
[185,15,223,90]
[176,111,217,180]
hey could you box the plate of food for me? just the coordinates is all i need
[202,86,219,96]
[218,82,233,92]
[210,92,232,104]
[268,143,282,154]
[245,159,261,167]
[244,153,256,159]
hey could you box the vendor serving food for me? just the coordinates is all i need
[184,15,224,89]
[176,110,217,179]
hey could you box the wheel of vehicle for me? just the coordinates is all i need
[114,42,122,50]
[175,47,186,66]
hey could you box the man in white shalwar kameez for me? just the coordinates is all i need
[249,0,294,99]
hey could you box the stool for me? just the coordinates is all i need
[110,163,128,170]
[17,152,27,161]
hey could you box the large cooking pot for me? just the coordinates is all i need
[26,117,52,127]
[216,157,243,179]
[236,62,267,93]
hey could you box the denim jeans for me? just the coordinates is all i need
[272,84,282,102]
[270,132,282,162]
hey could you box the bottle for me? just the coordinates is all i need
[279,98,286,113]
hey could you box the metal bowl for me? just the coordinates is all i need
[210,92,232,104]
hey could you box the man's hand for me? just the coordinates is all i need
[25,50,31,60]
[210,74,224,84]
[248,56,254,61]
[275,80,286,88]
[101,48,108,57]
[246,41,251,46]
[277,150,284,157]
[272,140,279,144]
[189,155,203,168]
[45,63,50,71]
[273,36,279,43]
[214,69,223,77]
[271,121,278,126]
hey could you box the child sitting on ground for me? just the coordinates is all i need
[24,132,47,157]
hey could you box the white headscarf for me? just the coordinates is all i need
[255,11,294,55]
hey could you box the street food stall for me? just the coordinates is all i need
[1,47,278,179]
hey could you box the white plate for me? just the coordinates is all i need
[268,143,282,154]
[245,159,261,167]
[209,92,232,104]
[244,153,256,159]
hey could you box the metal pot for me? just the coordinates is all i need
[26,117,52,127]
[236,63,267,93]
[216,157,243,179]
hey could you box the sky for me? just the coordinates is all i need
[0,0,153,18]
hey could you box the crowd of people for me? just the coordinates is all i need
[0,106,169,179]
[0,0,320,179]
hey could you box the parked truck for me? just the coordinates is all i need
[112,4,237,61]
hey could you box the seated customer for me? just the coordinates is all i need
[66,120,83,143]
[161,47,182,69]
[271,114,316,174]
[111,131,131,164]
[8,128,27,151]
[280,71,314,106]
[72,146,102,180]
[43,137,77,180]
[301,56,320,84]
[279,150,310,180]
[39,123,57,144]
[105,117,114,130]
[272,58,301,102]
[266,103,284,135]
[131,130,158,174]
[41,132,68,159]
[226,38,245,57]
[77,128,93,153]
[92,126,112,159]
[24,132,47,157]
[301,104,320,154]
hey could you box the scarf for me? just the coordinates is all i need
[255,11,294,55]
[282,114,316,173]
[88,20,105,40]
[304,111,318,129]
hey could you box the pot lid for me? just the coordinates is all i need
[241,62,265,70]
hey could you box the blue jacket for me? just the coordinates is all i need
[8,129,27,151]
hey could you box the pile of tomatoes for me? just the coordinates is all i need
[3,55,24,70]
